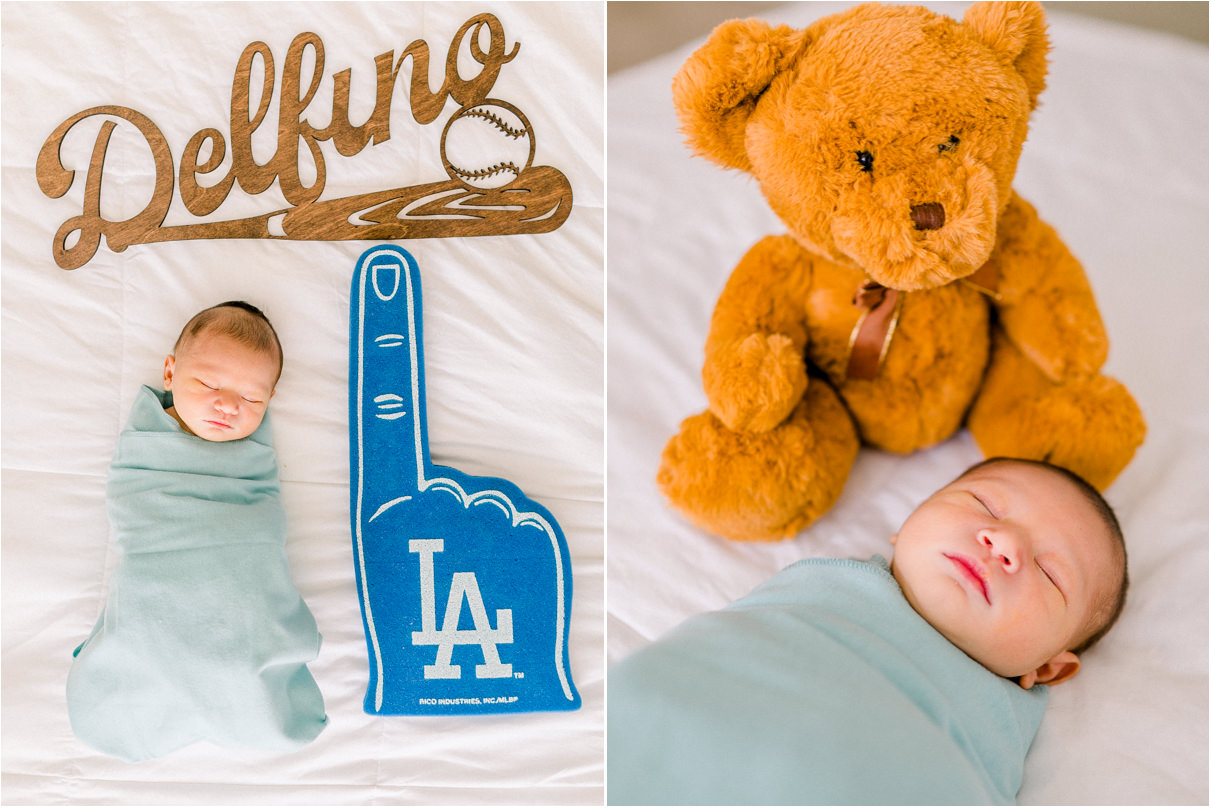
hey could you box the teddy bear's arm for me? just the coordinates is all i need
[702,234,814,433]
[989,194,1109,381]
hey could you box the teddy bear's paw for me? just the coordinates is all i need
[658,383,859,541]
[1013,321,1109,384]
[703,333,807,433]
[968,372,1146,491]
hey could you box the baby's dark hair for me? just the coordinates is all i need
[960,457,1128,655]
[174,301,283,383]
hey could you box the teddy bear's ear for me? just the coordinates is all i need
[672,19,810,173]
[963,1,1050,108]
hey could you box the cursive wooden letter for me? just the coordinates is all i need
[36,106,174,270]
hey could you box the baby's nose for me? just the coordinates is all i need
[980,529,1021,572]
[215,393,239,414]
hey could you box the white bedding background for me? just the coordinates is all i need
[2,2,603,804]
[606,2,1208,805]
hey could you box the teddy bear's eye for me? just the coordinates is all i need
[938,135,960,153]
[855,150,874,173]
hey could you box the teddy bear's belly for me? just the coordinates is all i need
[808,281,990,454]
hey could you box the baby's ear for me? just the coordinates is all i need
[671,18,810,173]
[163,354,176,389]
[1018,650,1079,689]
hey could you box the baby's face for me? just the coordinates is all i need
[890,462,1118,681]
[163,331,278,441]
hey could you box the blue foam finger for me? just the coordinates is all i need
[348,245,580,715]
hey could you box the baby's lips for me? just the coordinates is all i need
[946,552,991,604]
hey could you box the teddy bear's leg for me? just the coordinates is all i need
[966,330,1146,490]
[657,379,859,541]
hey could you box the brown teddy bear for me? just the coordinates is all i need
[657,1,1146,542]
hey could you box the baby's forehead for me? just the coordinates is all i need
[955,459,1049,484]
[956,461,1082,501]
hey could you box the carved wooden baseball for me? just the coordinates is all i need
[441,100,535,191]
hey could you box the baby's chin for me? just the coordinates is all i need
[198,431,252,442]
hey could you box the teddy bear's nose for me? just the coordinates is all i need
[911,202,946,231]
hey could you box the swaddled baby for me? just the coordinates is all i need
[67,302,326,762]
[608,458,1128,804]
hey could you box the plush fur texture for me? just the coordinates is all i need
[658,2,1146,542]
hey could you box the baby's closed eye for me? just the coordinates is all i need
[971,491,999,518]
[1036,559,1067,603]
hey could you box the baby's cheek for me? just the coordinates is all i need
[993,606,1030,639]
[247,412,269,435]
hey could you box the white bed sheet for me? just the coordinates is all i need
[2,2,603,803]
[606,3,1207,804]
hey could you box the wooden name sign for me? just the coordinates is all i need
[35,14,572,270]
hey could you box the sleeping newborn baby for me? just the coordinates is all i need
[67,302,327,762]
[608,457,1128,804]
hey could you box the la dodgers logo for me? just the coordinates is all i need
[410,539,513,680]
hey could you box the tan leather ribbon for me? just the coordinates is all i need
[845,281,902,381]
[961,259,1000,298]
[844,261,999,382]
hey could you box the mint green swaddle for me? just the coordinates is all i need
[67,385,326,762]
[608,556,1047,805]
